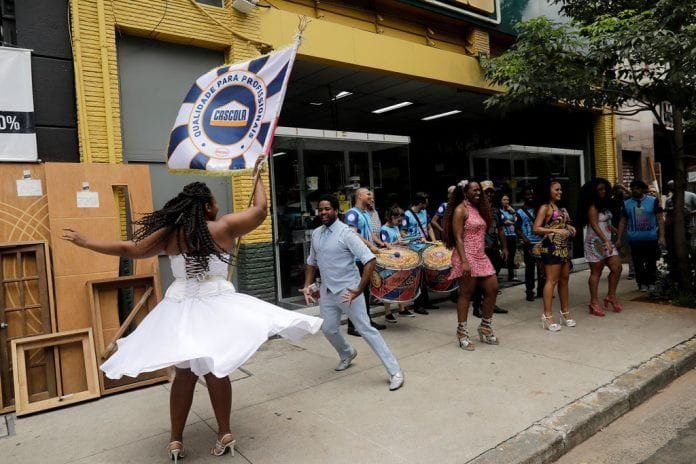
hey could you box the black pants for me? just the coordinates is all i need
[505,236,518,280]
[348,262,372,329]
[523,243,545,297]
[413,269,431,308]
[629,240,659,287]
[472,247,502,309]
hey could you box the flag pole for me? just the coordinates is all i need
[228,16,310,283]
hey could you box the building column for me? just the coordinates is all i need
[231,170,277,302]
[593,111,618,183]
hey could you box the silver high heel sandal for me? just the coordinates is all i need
[477,318,499,345]
[457,322,475,351]
[542,314,562,332]
[559,310,576,327]
[211,433,236,457]
[168,441,186,463]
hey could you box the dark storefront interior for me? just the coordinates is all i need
[272,59,593,302]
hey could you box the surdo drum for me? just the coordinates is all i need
[370,248,422,304]
[422,244,458,293]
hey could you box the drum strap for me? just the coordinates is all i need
[408,208,428,239]
[520,207,535,223]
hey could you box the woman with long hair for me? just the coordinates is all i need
[62,157,322,462]
[533,178,577,332]
[444,180,499,351]
[578,178,623,315]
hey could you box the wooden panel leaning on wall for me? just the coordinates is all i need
[0,242,56,413]
[88,274,167,395]
[11,329,100,416]
[45,163,159,397]
[0,163,55,414]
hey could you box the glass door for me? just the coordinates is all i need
[272,149,346,302]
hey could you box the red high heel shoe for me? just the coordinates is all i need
[604,296,623,313]
[588,303,605,317]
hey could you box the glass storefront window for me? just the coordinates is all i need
[270,138,411,304]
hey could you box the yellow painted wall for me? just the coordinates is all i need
[593,112,618,183]
[257,7,493,91]
[231,170,273,245]
[69,0,498,249]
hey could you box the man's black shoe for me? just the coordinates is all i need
[414,308,429,315]
[526,294,535,302]
[371,321,387,330]
[493,305,508,314]
[347,326,362,337]
[472,306,482,318]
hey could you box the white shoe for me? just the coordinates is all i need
[389,371,404,391]
[542,315,562,332]
[559,310,576,327]
[335,348,357,371]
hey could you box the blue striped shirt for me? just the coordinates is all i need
[307,220,375,294]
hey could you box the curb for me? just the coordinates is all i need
[466,335,696,464]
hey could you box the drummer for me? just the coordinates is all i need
[401,192,438,314]
[379,205,415,321]
[345,188,387,336]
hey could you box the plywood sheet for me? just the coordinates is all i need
[0,164,50,243]
[44,163,159,399]
[44,162,159,331]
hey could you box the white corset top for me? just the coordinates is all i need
[167,254,234,300]
[169,254,230,279]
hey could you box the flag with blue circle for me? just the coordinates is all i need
[166,43,298,173]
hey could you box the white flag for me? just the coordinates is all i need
[0,47,38,162]
[166,44,297,173]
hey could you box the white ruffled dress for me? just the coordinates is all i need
[100,255,323,379]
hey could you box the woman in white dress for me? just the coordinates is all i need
[61,156,322,462]
[578,178,622,317]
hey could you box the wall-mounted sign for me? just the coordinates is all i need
[0,47,38,162]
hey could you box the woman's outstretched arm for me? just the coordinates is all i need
[61,227,168,258]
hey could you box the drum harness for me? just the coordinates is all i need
[407,208,429,241]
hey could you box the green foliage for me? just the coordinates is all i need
[656,246,696,308]
[482,1,696,117]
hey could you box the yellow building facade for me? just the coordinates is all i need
[69,0,617,301]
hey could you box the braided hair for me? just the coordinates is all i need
[443,180,492,249]
[131,182,231,272]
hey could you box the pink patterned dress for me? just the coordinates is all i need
[448,201,496,279]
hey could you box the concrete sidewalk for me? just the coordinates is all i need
[2,267,695,464]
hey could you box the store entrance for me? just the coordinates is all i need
[270,128,410,305]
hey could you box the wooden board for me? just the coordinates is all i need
[0,241,56,414]
[87,274,167,395]
[0,164,50,243]
[11,329,100,416]
[44,163,159,395]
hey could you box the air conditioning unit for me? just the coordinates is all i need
[232,0,257,14]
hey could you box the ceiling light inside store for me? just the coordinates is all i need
[372,101,413,114]
[272,152,287,157]
[421,110,462,121]
[309,102,323,106]
[332,91,353,101]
